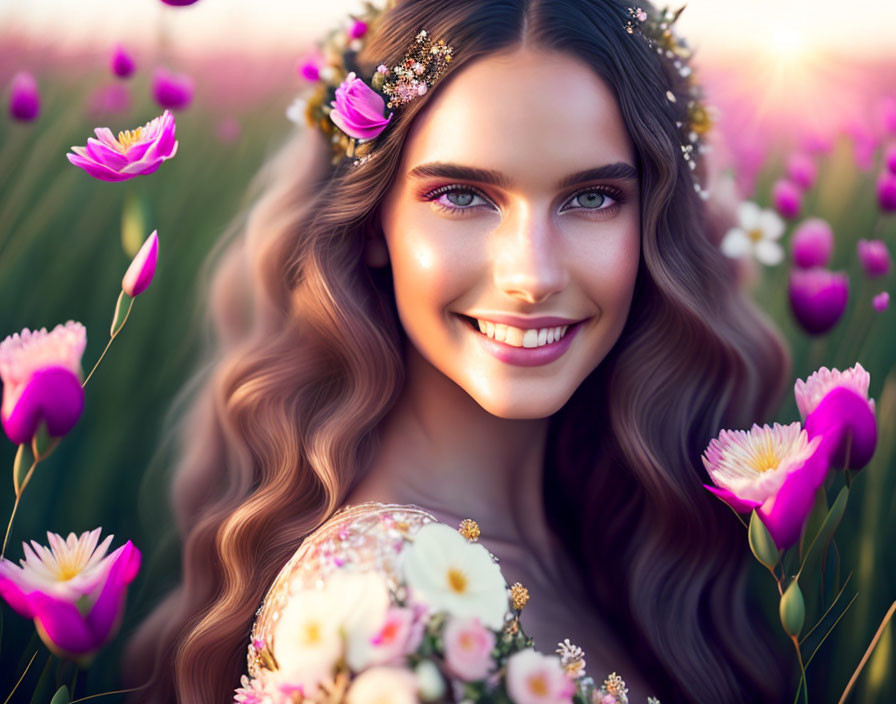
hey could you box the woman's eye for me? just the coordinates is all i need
[426,186,491,214]
[564,189,622,213]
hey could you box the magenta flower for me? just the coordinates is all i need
[857,239,891,278]
[152,67,194,111]
[886,145,896,175]
[801,132,833,156]
[0,322,86,445]
[349,19,368,39]
[8,71,40,122]
[110,44,136,79]
[122,230,159,297]
[329,72,393,141]
[772,179,802,219]
[788,268,849,336]
[873,291,890,312]
[703,423,834,549]
[790,218,833,269]
[161,0,200,5]
[67,110,178,182]
[0,528,140,662]
[786,153,817,191]
[877,171,896,212]
[796,365,877,471]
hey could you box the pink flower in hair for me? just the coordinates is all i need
[328,72,392,141]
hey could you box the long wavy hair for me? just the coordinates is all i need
[123,1,793,701]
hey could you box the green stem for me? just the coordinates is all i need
[82,296,133,388]
[2,650,38,704]
[791,634,809,704]
[69,683,151,703]
[2,458,40,559]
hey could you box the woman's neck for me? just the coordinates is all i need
[345,344,560,576]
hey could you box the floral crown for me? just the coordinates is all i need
[289,1,712,194]
[287,1,453,168]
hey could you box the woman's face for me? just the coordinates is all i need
[378,46,641,419]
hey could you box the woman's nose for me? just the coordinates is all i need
[492,208,570,304]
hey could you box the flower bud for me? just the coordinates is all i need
[857,239,891,278]
[878,171,896,213]
[122,230,159,297]
[110,44,136,79]
[788,268,849,336]
[8,71,40,122]
[772,179,801,219]
[873,291,890,312]
[779,580,805,637]
[786,153,817,190]
[152,67,194,111]
[790,218,833,269]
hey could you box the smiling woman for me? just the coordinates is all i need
[121,1,793,702]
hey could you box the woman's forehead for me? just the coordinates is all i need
[400,46,635,187]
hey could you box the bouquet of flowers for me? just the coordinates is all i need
[235,520,659,704]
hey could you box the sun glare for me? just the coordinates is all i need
[768,26,810,62]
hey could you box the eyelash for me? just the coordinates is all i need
[422,184,627,217]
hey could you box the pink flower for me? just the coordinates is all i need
[886,145,896,175]
[505,649,576,704]
[161,0,200,6]
[349,20,368,39]
[67,110,178,182]
[329,71,392,141]
[877,171,896,212]
[796,364,877,471]
[786,153,817,191]
[442,615,496,682]
[0,322,86,445]
[9,71,40,122]
[363,605,426,666]
[122,230,159,297]
[857,239,891,278]
[703,422,834,549]
[772,179,802,219]
[152,67,194,111]
[790,218,833,269]
[800,132,833,156]
[0,528,141,662]
[110,44,136,79]
[873,291,890,312]
[788,268,849,336]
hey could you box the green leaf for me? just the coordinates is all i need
[49,685,70,704]
[110,290,132,338]
[780,579,806,637]
[801,572,857,668]
[798,485,848,581]
[13,443,34,495]
[748,510,780,569]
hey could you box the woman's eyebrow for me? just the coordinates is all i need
[406,161,639,189]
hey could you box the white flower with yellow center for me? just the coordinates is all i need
[272,569,390,695]
[345,665,419,704]
[400,523,507,630]
[720,201,785,265]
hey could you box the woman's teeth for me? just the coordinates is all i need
[475,319,571,348]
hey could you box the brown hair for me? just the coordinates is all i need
[123,1,792,701]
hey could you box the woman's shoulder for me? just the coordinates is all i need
[247,501,440,676]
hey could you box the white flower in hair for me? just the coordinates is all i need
[720,201,785,265]
[400,523,507,630]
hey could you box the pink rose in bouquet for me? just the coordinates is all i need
[328,72,393,141]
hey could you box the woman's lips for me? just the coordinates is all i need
[457,314,585,367]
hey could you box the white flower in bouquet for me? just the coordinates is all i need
[401,523,507,630]
[271,569,389,695]
[344,665,418,704]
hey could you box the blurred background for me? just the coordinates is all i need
[0,0,894,701]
